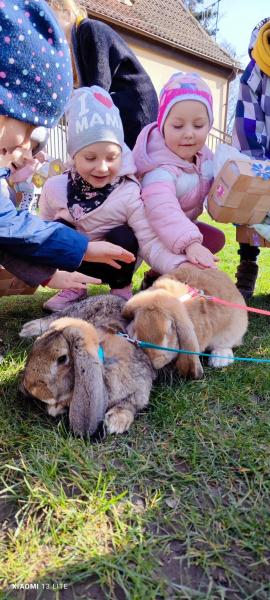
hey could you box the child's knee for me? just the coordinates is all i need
[214,228,226,253]
[106,225,139,255]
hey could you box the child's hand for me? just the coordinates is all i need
[185,242,219,269]
[47,271,102,290]
[85,241,135,269]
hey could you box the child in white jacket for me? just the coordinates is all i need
[40,86,192,312]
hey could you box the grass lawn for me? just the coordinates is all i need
[0,215,270,600]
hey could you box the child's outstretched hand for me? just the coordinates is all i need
[185,242,219,269]
[85,241,135,269]
[47,271,102,290]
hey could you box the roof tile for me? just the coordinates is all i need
[82,0,238,69]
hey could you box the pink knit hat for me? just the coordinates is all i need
[157,72,213,132]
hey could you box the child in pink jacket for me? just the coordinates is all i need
[133,71,225,288]
[39,86,196,312]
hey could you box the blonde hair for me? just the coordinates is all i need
[47,0,87,88]
[46,0,87,21]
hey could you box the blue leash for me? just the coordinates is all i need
[118,334,270,365]
[98,344,105,363]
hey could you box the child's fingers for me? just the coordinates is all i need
[68,275,102,288]
[116,249,135,263]
[198,258,217,269]
[77,276,102,286]
[106,244,135,263]
[104,260,122,269]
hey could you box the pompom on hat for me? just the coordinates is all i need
[248,17,270,57]
[157,72,213,132]
[66,86,124,158]
[0,0,73,127]
[248,18,270,76]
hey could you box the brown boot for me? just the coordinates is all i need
[0,269,37,297]
[235,260,258,300]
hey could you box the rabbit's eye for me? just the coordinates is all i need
[57,354,68,365]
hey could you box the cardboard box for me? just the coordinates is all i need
[0,268,37,297]
[207,159,270,225]
[236,225,270,248]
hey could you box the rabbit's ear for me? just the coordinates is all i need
[69,352,107,437]
[19,314,55,338]
[51,318,108,436]
[172,308,204,380]
[122,296,139,320]
[122,290,153,320]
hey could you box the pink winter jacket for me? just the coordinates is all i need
[39,145,190,274]
[133,123,214,253]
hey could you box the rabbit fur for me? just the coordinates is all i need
[21,315,156,436]
[122,263,248,380]
[20,294,128,338]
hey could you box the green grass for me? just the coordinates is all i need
[1,216,270,599]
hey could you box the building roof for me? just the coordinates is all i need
[82,0,238,70]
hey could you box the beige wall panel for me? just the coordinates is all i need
[119,30,230,131]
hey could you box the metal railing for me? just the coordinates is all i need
[46,121,232,161]
[207,127,232,152]
[46,117,67,162]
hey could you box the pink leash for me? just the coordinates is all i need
[186,286,270,316]
[206,295,270,316]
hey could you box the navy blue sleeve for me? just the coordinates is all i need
[73,19,158,148]
[0,193,88,271]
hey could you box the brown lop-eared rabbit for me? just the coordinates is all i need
[122,264,248,380]
[20,296,156,436]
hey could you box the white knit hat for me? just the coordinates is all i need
[66,86,124,158]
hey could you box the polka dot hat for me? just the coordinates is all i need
[0,0,73,127]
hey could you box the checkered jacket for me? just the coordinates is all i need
[232,59,270,160]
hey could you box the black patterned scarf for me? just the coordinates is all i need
[67,169,122,220]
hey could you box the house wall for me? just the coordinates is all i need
[46,20,234,160]
[115,29,232,133]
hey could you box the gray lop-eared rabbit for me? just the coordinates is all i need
[20,295,156,436]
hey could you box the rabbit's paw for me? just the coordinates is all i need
[104,407,134,434]
[209,348,234,368]
[19,319,45,338]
